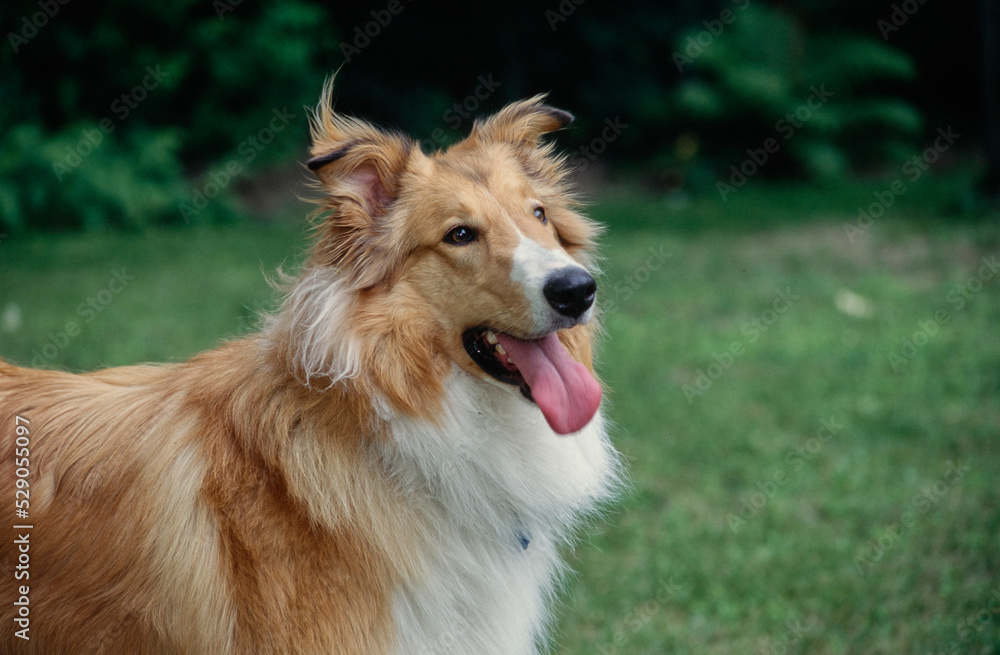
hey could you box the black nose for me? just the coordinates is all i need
[543,268,596,319]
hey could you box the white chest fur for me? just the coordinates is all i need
[380,370,619,655]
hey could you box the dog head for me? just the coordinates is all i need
[302,82,602,434]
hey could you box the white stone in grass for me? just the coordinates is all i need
[834,290,874,319]
[1,303,21,333]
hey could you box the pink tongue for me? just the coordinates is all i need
[495,332,602,435]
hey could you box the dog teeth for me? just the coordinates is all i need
[484,330,514,364]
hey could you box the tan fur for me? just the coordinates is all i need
[0,84,602,654]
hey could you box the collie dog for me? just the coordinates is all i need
[0,83,620,654]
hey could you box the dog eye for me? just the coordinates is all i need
[443,225,477,245]
[534,207,548,225]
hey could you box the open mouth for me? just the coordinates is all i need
[461,326,603,435]
[462,327,533,400]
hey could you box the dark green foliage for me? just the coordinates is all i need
[0,123,190,231]
[0,0,960,232]
[671,4,923,183]
[1,0,335,232]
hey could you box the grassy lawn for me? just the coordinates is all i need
[2,176,998,654]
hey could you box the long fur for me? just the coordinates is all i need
[0,84,620,655]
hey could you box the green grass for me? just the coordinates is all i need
[1,176,998,654]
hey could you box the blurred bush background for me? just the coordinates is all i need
[0,0,996,231]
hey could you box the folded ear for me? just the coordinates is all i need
[466,95,573,150]
[307,105,413,217]
[305,82,415,287]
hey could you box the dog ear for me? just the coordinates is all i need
[467,95,573,150]
[457,95,576,210]
[306,115,413,219]
[305,82,416,287]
